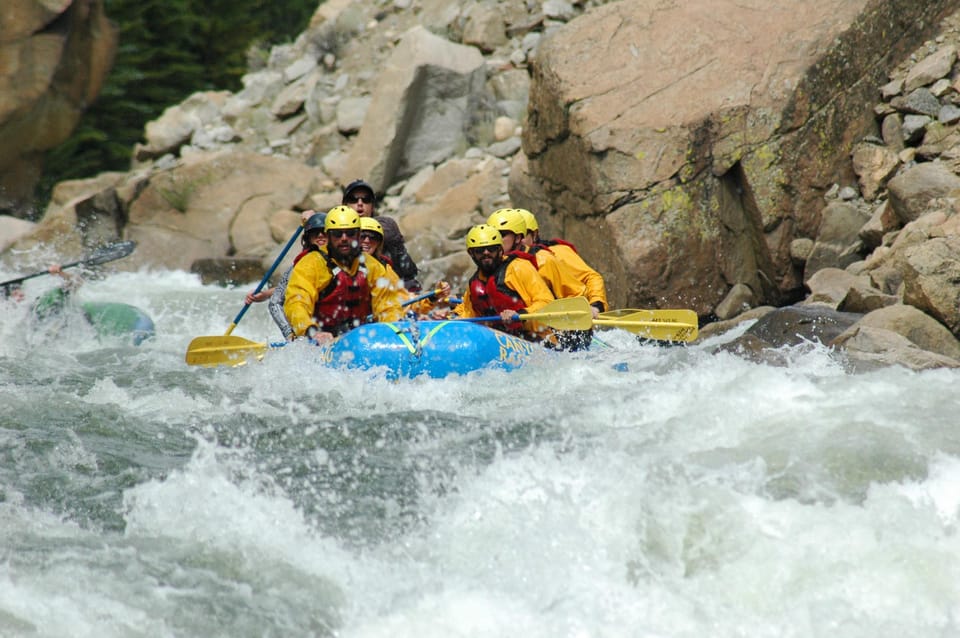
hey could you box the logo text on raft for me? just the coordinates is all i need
[496,333,536,362]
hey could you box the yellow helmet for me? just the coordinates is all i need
[517,209,538,232]
[324,205,361,231]
[359,217,383,237]
[487,208,526,236]
[465,224,503,249]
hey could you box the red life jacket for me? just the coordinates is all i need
[468,253,536,334]
[313,253,373,336]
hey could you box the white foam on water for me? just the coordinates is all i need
[3,270,960,636]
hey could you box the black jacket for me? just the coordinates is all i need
[375,215,421,291]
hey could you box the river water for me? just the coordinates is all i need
[1,269,959,637]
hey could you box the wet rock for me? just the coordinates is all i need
[714,283,756,320]
[835,326,960,371]
[840,303,960,359]
[190,257,266,286]
[716,305,862,358]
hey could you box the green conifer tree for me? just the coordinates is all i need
[37,0,318,214]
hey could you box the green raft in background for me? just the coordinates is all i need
[33,288,156,346]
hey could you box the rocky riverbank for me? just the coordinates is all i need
[4,0,960,370]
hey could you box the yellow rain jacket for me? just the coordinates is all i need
[453,255,555,341]
[537,243,608,311]
[524,247,588,302]
[284,251,403,337]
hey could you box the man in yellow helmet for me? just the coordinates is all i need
[515,208,608,318]
[487,208,596,308]
[487,208,601,350]
[452,224,555,342]
[284,205,403,343]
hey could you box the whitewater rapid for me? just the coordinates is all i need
[1,269,959,637]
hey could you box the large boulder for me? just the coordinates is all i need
[0,0,117,218]
[121,150,324,272]
[846,303,960,358]
[513,0,957,313]
[4,150,325,274]
[339,26,487,192]
[886,161,960,224]
[833,303,960,370]
[714,305,862,365]
[900,235,960,333]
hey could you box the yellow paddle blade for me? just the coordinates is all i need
[598,308,697,322]
[522,296,594,331]
[594,308,699,342]
[185,335,268,367]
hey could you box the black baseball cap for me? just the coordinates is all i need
[342,179,376,203]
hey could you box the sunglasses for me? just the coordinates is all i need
[359,231,381,241]
[346,195,373,204]
[469,246,500,256]
[328,229,359,239]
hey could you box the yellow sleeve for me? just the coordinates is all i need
[384,262,403,290]
[452,288,477,318]
[283,252,332,336]
[367,257,404,322]
[553,245,608,310]
[534,249,587,300]
[505,258,555,313]
[407,291,438,315]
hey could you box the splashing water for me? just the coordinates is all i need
[1,270,959,637]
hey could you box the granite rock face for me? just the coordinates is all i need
[514,0,958,313]
[0,0,117,217]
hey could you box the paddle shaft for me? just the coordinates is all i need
[0,240,136,290]
[224,226,302,336]
[402,288,440,307]
[361,288,440,323]
[457,297,593,331]
[459,311,580,324]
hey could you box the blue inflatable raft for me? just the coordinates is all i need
[316,320,539,379]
